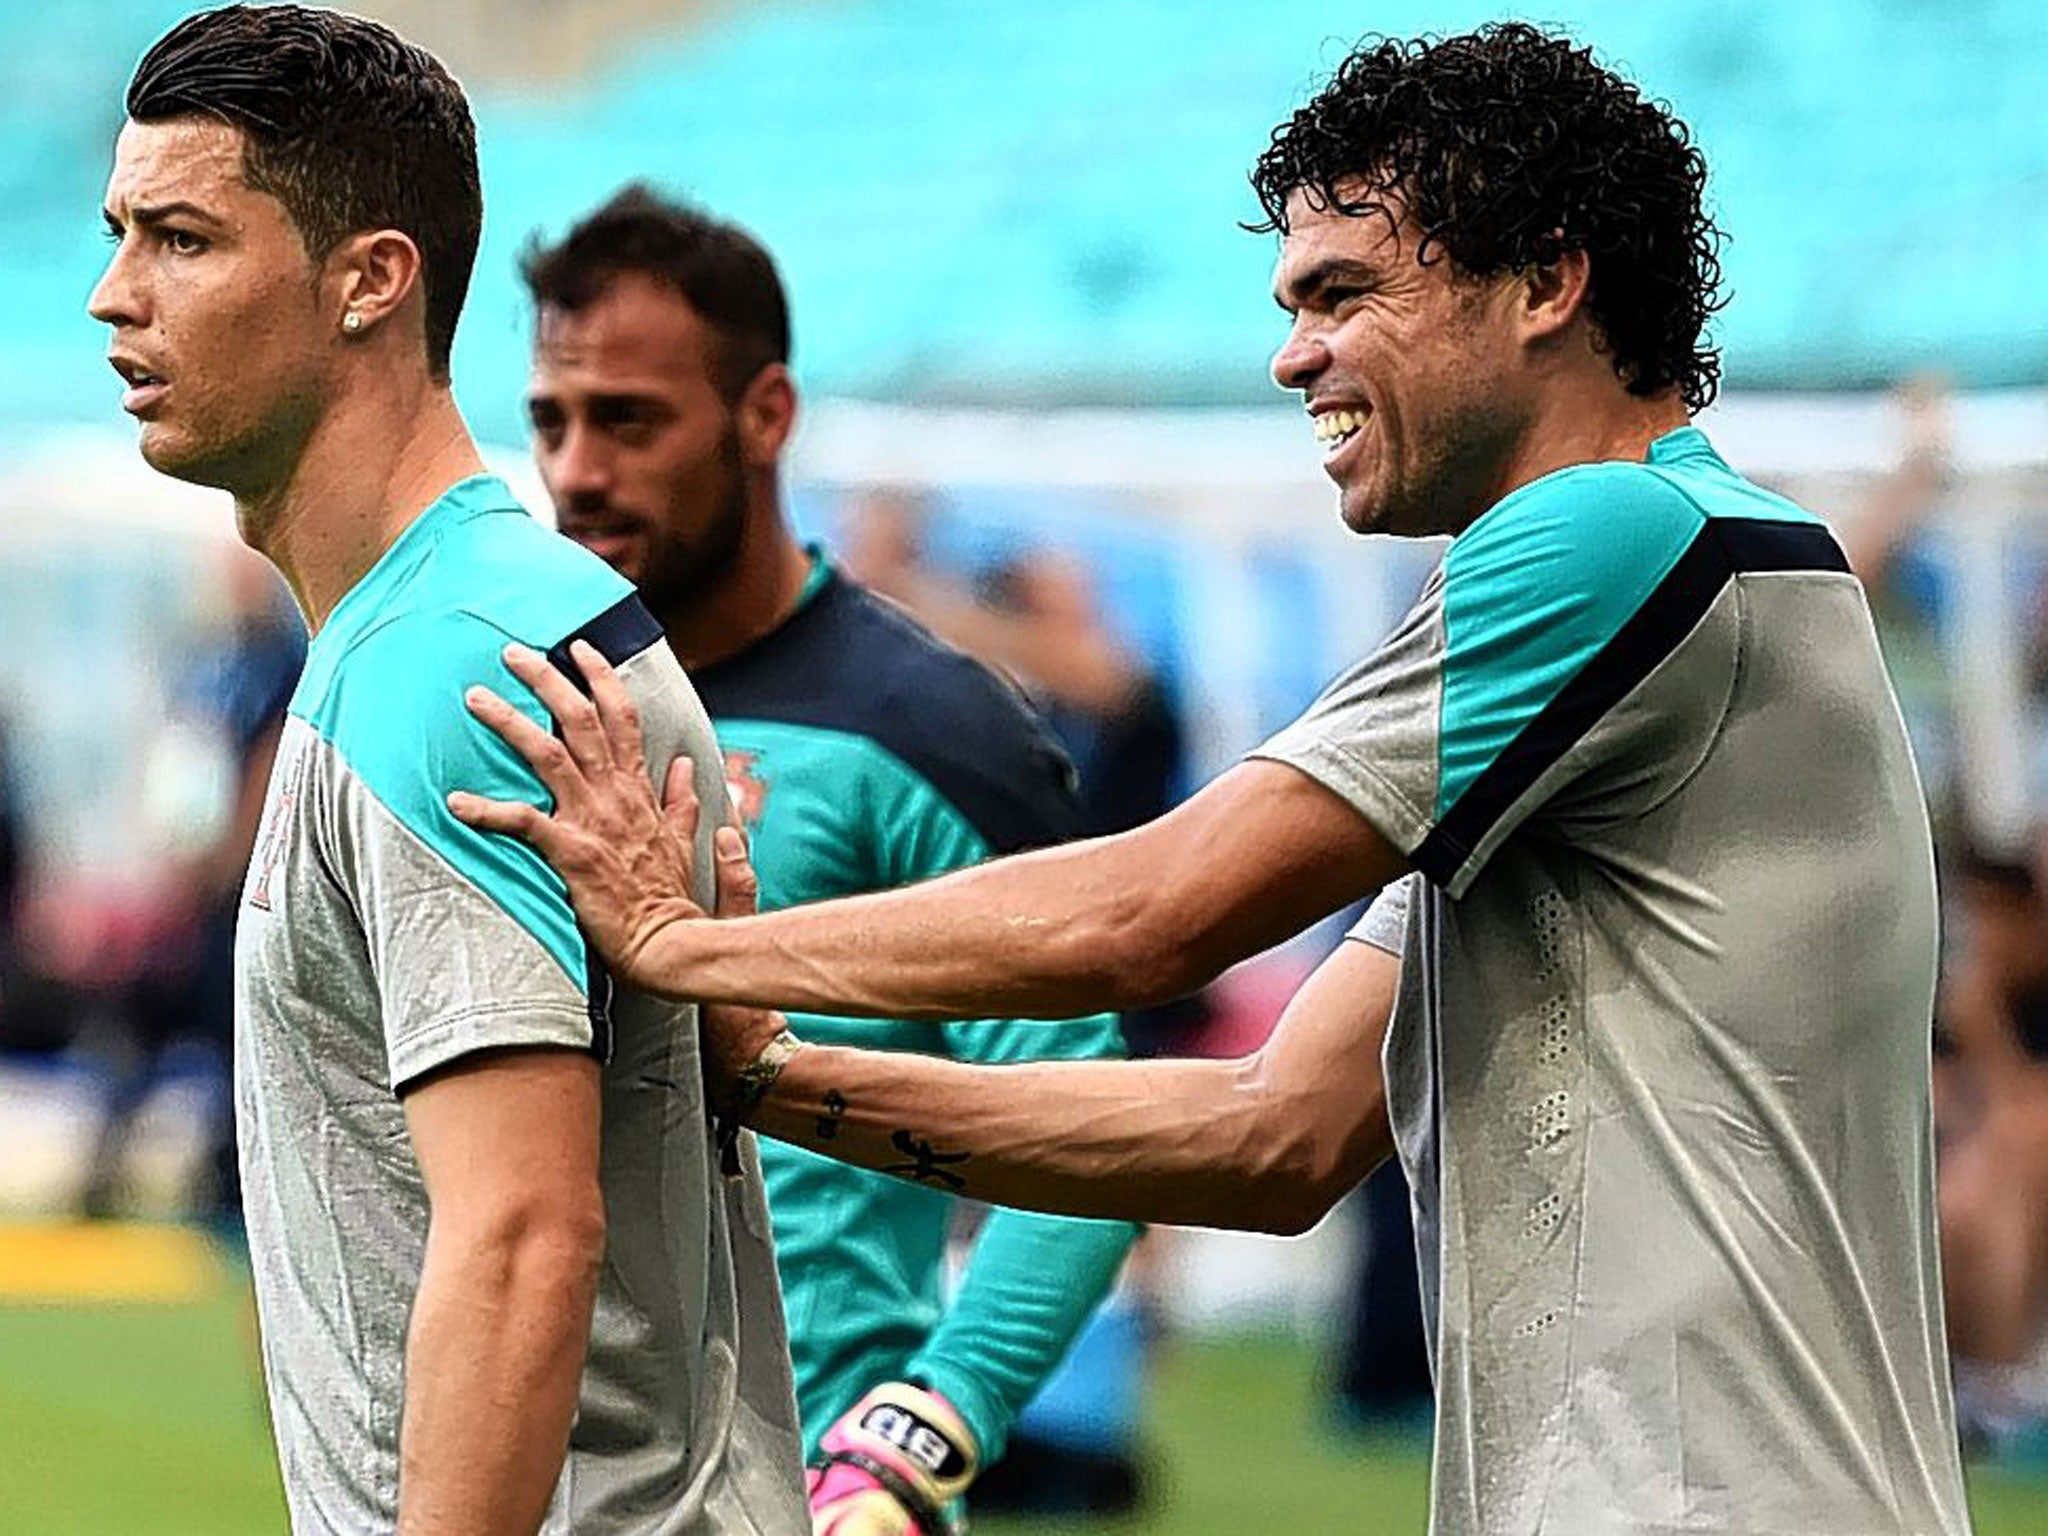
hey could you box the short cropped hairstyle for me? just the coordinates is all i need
[1252,23,1726,412]
[520,185,791,400]
[126,4,482,379]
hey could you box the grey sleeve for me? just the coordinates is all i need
[1347,874,1417,955]
[330,765,597,1092]
[1247,571,1449,869]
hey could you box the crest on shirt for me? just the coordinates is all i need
[724,749,770,829]
[248,741,309,912]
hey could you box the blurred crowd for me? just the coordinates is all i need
[3,379,2048,1480]
[1848,380,2048,1466]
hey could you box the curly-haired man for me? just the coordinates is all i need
[456,25,1972,1534]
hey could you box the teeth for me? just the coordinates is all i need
[1312,409,1366,445]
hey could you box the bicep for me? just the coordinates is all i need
[1115,758,1410,979]
[403,1048,603,1227]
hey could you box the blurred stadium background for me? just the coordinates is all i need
[4,1,2048,1530]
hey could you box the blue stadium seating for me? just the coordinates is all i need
[8,0,2045,438]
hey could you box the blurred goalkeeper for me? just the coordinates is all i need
[518,188,1138,1536]
[456,24,1976,1536]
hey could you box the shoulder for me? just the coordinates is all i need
[431,505,636,652]
[721,577,1083,853]
[1450,460,1706,588]
[294,607,526,822]
[301,549,640,823]
[1440,459,1710,653]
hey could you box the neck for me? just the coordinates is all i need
[242,369,487,632]
[658,483,814,671]
[1488,383,1691,514]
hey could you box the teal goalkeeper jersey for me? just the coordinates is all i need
[690,553,1137,1466]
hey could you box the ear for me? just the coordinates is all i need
[1516,244,1593,347]
[327,227,424,342]
[733,362,797,470]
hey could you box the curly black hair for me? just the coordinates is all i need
[1251,23,1725,412]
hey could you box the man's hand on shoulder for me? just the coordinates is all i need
[448,638,707,995]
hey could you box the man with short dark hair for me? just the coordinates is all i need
[518,185,1136,1536]
[91,8,804,1532]
[458,25,1973,1535]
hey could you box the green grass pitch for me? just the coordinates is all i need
[1,1274,2043,1533]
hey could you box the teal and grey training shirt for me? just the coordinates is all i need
[235,475,806,1535]
[690,555,1138,1468]
[1256,427,1970,1536]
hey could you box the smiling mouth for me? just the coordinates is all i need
[1312,408,1366,458]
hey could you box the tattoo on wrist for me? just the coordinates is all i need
[715,1028,805,1177]
[882,1129,970,1190]
[816,1089,848,1142]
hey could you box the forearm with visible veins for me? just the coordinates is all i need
[746,1042,1385,1235]
[655,832,1197,1020]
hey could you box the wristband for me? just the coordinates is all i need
[716,1027,804,1175]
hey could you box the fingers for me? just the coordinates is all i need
[447,789,560,854]
[501,642,614,773]
[570,639,646,772]
[664,756,702,846]
[713,824,760,918]
[463,685,578,794]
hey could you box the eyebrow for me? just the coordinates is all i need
[526,387,669,412]
[102,200,227,233]
[1273,257,1380,313]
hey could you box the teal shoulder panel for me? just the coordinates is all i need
[299,607,586,986]
[440,504,636,647]
[1437,461,1704,818]
[1643,424,1826,528]
[297,614,616,989]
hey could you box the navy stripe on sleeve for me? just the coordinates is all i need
[543,591,666,1059]
[1413,518,1848,887]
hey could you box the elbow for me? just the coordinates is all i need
[1226,1063,1368,1237]
[443,1188,608,1296]
[1083,892,1213,1015]
[1247,1157,1354,1237]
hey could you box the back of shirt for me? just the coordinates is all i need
[1257,429,1969,1535]
[236,475,804,1535]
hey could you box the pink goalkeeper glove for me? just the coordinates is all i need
[807,1381,980,1536]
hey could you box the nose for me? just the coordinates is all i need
[1270,320,1329,393]
[544,421,614,505]
[87,239,145,329]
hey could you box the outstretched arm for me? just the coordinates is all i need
[698,827,1399,1236]
[449,641,1408,1022]
[743,937,1398,1234]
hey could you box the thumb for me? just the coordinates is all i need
[713,823,760,918]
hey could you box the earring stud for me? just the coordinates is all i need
[342,311,363,333]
